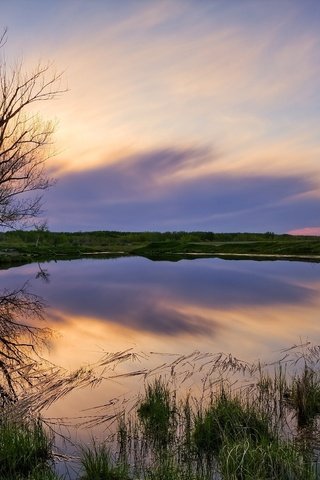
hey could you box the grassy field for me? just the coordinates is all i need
[0,230,319,266]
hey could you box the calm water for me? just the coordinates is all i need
[1,257,319,474]
[1,257,319,362]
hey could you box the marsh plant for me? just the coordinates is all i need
[80,441,130,480]
[218,437,316,480]
[287,367,320,427]
[0,417,60,480]
[79,346,320,480]
[1,341,319,479]
[137,378,177,450]
[193,393,274,461]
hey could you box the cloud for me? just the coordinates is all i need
[42,147,317,232]
[5,0,318,178]
[4,1,320,233]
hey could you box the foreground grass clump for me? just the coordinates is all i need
[80,442,130,480]
[8,345,316,479]
[0,418,60,480]
[79,366,320,480]
[193,393,273,459]
[137,378,176,449]
[287,367,320,427]
[219,437,316,480]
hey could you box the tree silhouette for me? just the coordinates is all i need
[0,29,65,228]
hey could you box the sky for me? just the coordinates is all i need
[2,0,320,233]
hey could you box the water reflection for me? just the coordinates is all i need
[0,257,319,367]
[0,285,49,402]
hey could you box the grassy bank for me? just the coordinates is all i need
[0,230,319,266]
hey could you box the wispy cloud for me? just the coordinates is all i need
[42,147,318,232]
[12,0,318,180]
[3,0,320,231]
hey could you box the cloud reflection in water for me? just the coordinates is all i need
[0,258,318,358]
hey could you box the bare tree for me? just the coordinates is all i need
[0,29,65,228]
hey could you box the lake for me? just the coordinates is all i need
[1,256,319,475]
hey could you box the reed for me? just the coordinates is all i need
[218,437,317,480]
[137,378,177,450]
[80,441,130,480]
[78,345,320,480]
[287,367,320,427]
[193,392,273,460]
[0,417,60,480]
[2,343,319,479]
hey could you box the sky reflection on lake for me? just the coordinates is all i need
[0,257,319,368]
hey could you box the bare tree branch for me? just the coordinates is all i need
[0,33,65,228]
[0,28,7,49]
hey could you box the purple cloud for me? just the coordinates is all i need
[43,147,317,232]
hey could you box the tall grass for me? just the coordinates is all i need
[80,441,130,480]
[0,417,60,480]
[2,344,318,479]
[193,393,273,460]
[287,367,320,427]
[78,346,320,480]
[219,437,316,480]
[137,378,177,450]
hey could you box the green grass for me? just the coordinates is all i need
[286,367,320,427]
[193,393,273,459]
[0,418,60,480]
[137,378,176,449]
[219,437,316,480]
[80,441,130,480]
[1,345,319,479]
[78,360,320,480]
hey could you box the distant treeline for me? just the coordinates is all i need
[0,230,319,266]
[0,229,307,246]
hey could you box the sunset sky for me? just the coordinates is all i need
[3,0,320,233]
